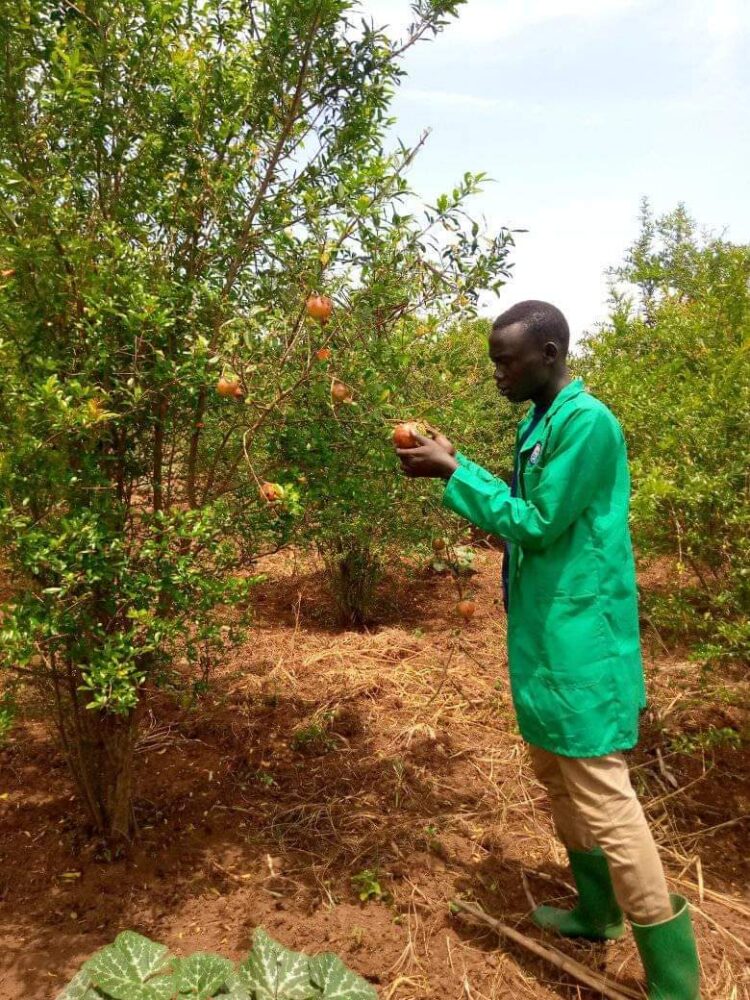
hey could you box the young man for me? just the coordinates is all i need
[396,301,700,1000]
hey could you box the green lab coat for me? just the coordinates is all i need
[442,378,646,757]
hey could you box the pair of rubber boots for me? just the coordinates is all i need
[532,847,700,999]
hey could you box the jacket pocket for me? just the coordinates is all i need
[543,592,609,690]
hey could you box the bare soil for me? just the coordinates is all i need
[0,547,748,999]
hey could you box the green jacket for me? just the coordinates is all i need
[442,378,646,757]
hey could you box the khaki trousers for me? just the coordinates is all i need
[528,744,673,925]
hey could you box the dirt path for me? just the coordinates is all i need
[1,548,748,999]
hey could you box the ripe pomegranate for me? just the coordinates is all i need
[456,600,476,621]
[217,376,240,398]
[392,422,424,449]
[331,380,351,403]
[259,481,284,504]
[315,347,332,362]
[306,294,333,323]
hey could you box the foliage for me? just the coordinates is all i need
[259,232,513,627]
[303,314,518,625]
[579,201,750,670]
[668,726,743,756]
[419,318,517,484]
[0,687,15,743]
[430,543,476,575]
[351,868,388,903]
[57,927,377,1000]
[291,715,336,754]
[0,0,512,833]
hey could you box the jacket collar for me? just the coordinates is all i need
[518,378,586,453]
[545,376,585,419]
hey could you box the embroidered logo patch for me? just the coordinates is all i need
[529,443,542,465]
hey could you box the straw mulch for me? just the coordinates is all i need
[203,544,749,999]
[1,544,747,1000]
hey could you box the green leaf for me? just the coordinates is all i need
[84,931,173,1000]
[173,953,234,998]
[223,969,252,999]
[238,929,314,999]
[308,954,377,1000]
[56,968,106,1000]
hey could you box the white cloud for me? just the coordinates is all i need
[356,0,750,340]
[398,88,545,113]
[447,0,641,44]
[476,196,638,344]
[687,0,750,96]
[356,0,644,45]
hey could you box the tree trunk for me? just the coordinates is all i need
[50,656,140,843]
[320,537,382,630]
[78,706,140,841]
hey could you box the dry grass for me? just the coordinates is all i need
[203,544,750,999]
[2,543,746,1000]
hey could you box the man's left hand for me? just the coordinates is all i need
[396,433,460,480]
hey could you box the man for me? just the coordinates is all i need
[396,301,700,1000]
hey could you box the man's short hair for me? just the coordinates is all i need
[492,300,570,356]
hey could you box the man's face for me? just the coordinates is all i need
[488,322,548,403]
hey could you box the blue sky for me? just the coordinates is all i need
[357,0,750,341]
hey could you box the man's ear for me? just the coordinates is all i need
[542,341,559,365]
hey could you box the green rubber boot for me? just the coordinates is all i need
[532,847,625,941]
[632,894,701,999]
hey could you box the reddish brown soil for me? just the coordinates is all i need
[0,549,748,999]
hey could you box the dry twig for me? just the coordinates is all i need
[451,899,641,1000]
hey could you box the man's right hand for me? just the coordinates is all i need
[425,424,456,456]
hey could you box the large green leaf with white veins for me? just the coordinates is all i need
[308,954,377,1000]
[58,926,378,1000]
[172,953,235,999]
[56,968,106,1000]
[222,969,252,1000]
[84,932,174,1000]
[238,929,315,1000]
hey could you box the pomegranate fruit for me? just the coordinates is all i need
[456,600,476,620]
[259,481,284,504]
[306,294,333,322]
[331,380,351,403]
[217,376,240,398]
[392,422,424,449]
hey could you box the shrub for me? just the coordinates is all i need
[580,201,750,670]
[0,0,510,834]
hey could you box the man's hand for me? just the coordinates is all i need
[396,432,460,480]
[424,424,456,456]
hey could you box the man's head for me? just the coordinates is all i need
[489,300,570,404]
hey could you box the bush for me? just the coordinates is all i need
[580,201,750,670]
[0,0,511,834]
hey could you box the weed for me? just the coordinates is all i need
[668,727,743,755]
[351,868,388,903]
[292,716,336,754]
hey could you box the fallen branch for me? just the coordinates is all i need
[451,899,640,1000]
